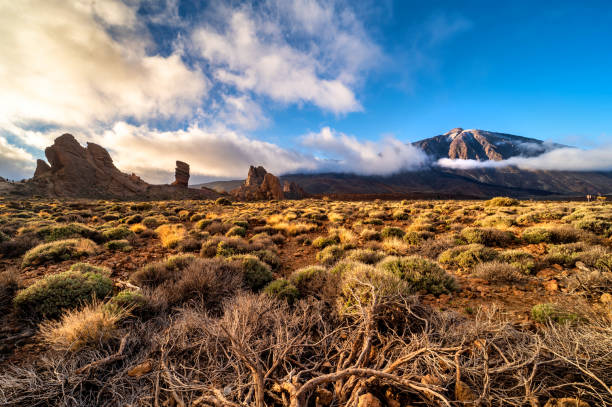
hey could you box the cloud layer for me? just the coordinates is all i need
[437,146,612,172]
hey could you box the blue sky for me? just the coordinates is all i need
[0,0,610,182]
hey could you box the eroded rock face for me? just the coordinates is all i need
[172,161,190,187]
[231,166,305,200]
[283,181,307,199]
[29,133,220,200]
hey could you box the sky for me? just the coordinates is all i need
[0,0,611,183]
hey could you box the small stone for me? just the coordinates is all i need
[544,279,559,291]
[357,393,382,407]
[543,398,590,407]
[127,360,153,377]
[455,380,477,405]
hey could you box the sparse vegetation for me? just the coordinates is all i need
[1,197,611,406]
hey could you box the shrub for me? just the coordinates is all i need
[360,228,381,241]
[345,248,386,265]
[498,249,536,274]
[338,264,411,315]
[263,279,299,304]
[460,227,514,246]
[155,224,186,248]
[252,249,282,270]
[289,266,329,298]
[39,302,125,351]
[573,217,611,236]
[381,226,405,239]
[69,262,110,274]
[215,197,232,206]
[392,210,409,220]
[226,226,247,237]
[14,268,113,319]
[438,244,498,269]
[130,203,153,211]
[231,255,274,290]
[381,237,410,255]
[316,244,346,266]
[105,239,132,252]
[531,303,578,324]
[36,223,103,243]
[377,255,457,295]
[404,230,434,245]
[312,235,339,249]
[195,218,215,230]
[129,224,146,234]
[522,226,582,244]
[102,226,133,241]
[142,216,162,228]
[177,238,202,253]
[473,261,526,283]
[0,268,19,312]
[109,290,148,311]
[485,197,519,207]
[22,239,97,267]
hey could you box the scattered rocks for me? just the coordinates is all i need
[544,279,559,291]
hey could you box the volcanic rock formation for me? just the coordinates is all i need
[231,166,306,200]
[29,134,219,199]
[172,161,190,187]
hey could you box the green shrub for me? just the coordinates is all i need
[360,228,381,241]
[316,244,346,266]
[36,223,103,243]
[231,255,273,290]
[498,249,536,274]
[345,249,386,265]
[105,239,132,252]
[404,230,434,245]
[69,262,110,274]
[226,226,247,237]
[573,217,611,236]
[531,303,578,324]
[22,239,97,267]
[289,266,329,297]
[252,249,281,270]
[142,216,162,228]
[460,227,514,246]
[312,235,339,249]
[392,210,409,220]
[438,244,498,269]
[102,226,133,241]
[108,290,148,312]
[377,255,457,295]
[381,226,405,239]
[485,197,519,207]
[263,279,299,304]
[13,269,113,319]
[125,214,143,224]
[215,197,232,206]
[130,203,153,211]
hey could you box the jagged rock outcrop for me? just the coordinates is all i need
[283,180,307,199]
[28,133,220,200]
[172,161,190,187]
[231,166,306,200]
[245,165,267,186]
[34,159,52,178]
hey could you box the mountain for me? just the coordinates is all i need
[413,128,563,161]
[279,128,612,198]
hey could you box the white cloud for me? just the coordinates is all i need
[191,1,380,114]
[437,146,612,172]
[301,127,429,175]
[0,136,35,180]
[0,0,208,128]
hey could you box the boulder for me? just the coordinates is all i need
[231,166,301,201]
[172,161,190,187]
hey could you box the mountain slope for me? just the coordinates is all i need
[414,128,563,161]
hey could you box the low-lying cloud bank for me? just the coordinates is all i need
[437,145,612,172]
